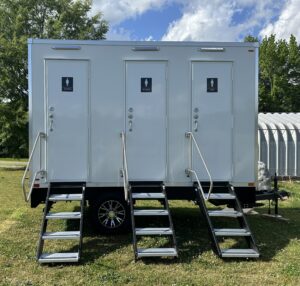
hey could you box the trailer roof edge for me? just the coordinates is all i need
[27,38,259,48]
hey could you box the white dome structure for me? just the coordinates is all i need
[258,113,300,177]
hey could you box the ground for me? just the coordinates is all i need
[0,159,26,170]
[0,167,300,286]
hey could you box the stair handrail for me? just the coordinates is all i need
[120,132,130,201]
[185,132,213,200]
[21,132,46,202]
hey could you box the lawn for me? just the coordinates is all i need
[0,158,28,162]
[0,159,27,171]
[0,169,300,286]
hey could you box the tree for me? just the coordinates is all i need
[244,35,259,43]
[0,0,108,157]
[248,34,300,112]
[287,35,300,109]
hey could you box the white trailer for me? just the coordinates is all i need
[23,39,260,262]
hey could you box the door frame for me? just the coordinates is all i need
[44,58,91,182]
[124,60,169,181]
[190,60,234,181]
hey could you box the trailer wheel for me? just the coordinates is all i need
[90,193,130,234]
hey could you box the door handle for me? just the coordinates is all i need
[194,120,198,132]
[49,119,54,132]
[129,120,133,132]
[49,113,54,132]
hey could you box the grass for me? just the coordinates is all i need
[0,158,28,162]
[0,169,300,286]
[0,159,27,171]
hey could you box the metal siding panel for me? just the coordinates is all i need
[30,41,258,187]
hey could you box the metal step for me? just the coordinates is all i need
[208,210,243,217]
[134,209,168,216]
[130,183,162,188]
[221,249,259,258]
[38,252,79,263]
[135,227,173,236]
[214,228,251,236]
[46,212,81,220]
[42,231,80,240]
[49,194,82,201]
[137,248,177,257]
[50,184,84,189]
[205,193,236,200]
[132,193,165,199]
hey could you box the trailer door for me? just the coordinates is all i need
[45,60,89,182]
[126,61,167,181]
[192,62,233,181]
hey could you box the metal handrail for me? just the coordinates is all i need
[185,132,213,200]
[21,132,46,202]
[120,132,129,201]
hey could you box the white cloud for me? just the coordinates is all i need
[162,1,236,41]
[144,35,155,41]
[260,0,300,40]
[92,0,289,42]
[162,0,283,41]
[106,27,133,41]
[92,0,170,25]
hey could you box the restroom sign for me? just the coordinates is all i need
[141,78,152,92]
[62,77,73,92]
[207,78,218,92]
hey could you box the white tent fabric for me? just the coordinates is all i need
[258,113,300,177]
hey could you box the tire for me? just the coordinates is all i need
[89,192,131,234]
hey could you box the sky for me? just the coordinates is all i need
[91,0,300,42]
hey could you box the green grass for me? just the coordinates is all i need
[0,158,28,162]
[1,169,300,286]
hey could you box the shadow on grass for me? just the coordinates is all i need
[246,206,300,261]
[63,202,299,264]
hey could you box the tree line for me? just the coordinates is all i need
[245,35,300,113]
[0,0,108,158]
[0,0,299,158]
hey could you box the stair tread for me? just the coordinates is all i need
[132,193,165,199]
[221,249,259,258]
[130,184,162,188]
[205,193,236,200]
[137,248,177,257]
[46,212,81,219]
[42,231,80,239]
[136,227,173,235]
[39,252,79,263]
[49,194,82,201]
[214,228,251,236]
[208,210,242,217]
[134,209,168,216]
[50,184,84,189]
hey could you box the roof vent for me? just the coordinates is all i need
[132,46,160,52]
[52,46,81,50]
[199,47,225,52]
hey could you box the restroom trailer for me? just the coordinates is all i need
[23,39,259,262]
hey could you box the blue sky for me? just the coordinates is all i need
[117,3,182,40]
[92,0,300,41]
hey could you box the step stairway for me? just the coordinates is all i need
[129,183,178,259]
[196,184,259,258]
[36,183,86,263]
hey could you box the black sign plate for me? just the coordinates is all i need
[62,77,73,92]
[141,78,152,92]
[207,78,218,92]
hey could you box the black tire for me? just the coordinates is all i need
[89,192,131,234]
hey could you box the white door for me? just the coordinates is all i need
[46,60,89,181]
[192,62,233,181]
[126,61,167,181]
